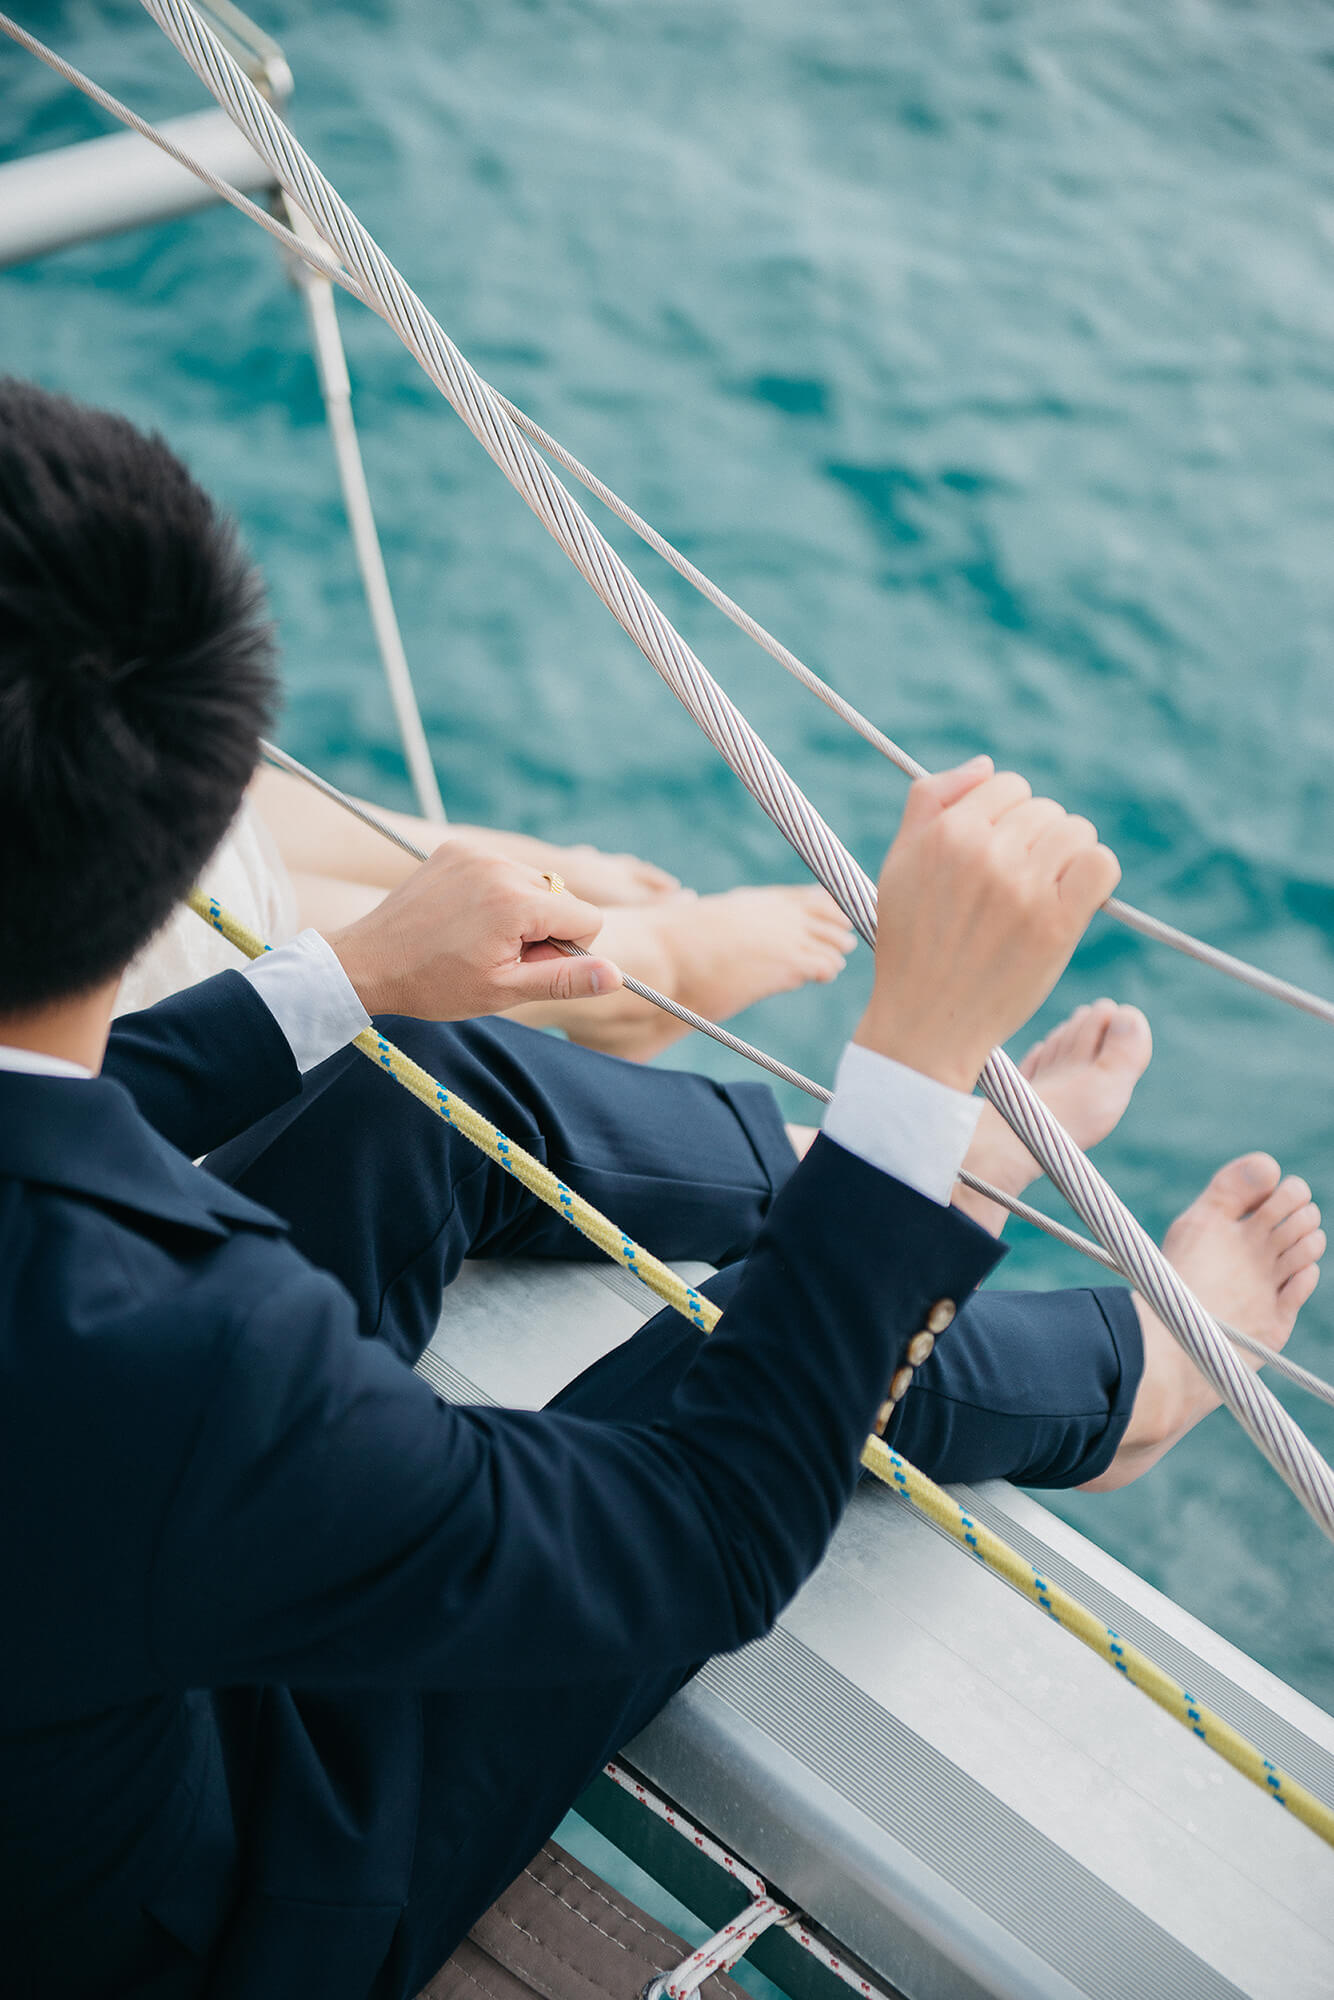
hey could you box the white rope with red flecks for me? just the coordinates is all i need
[644,1898,791,2000]
[603,1761,892,2000]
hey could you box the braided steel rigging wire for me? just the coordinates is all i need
[6,0,1316,1539]
[259,739,1334,1415]
[9,5,1334,1034]
[258,739,829,1098]
[136,0,1334,1541]
[3,12,1328,1310]
[189,879,1334,1847]
[6,0,1333,1863]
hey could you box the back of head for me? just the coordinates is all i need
[0,379,277,1013]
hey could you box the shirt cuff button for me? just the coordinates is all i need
[925,1298,956,1334]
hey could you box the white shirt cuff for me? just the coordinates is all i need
[242,929,371,1074]
[821,1040,984,1206]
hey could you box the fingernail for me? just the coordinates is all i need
[1108,1011,1138,1036]
[590,969,604,994]
[962,753,992,770]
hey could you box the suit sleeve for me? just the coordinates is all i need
[147,1135,1004,1692]
[103,971,302,1158]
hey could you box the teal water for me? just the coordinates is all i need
[4,2,1334,1715]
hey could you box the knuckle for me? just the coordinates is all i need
[991,770,1031,807]
[948,813,987,856]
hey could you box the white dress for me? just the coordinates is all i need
[114,798,301,1016]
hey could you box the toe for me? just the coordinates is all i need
[1269,1200,1321,1253]
[1278,1260,1321,1312]
[1070,997,1118,1062]
[800,892,857,951]
[639,866,681,898]
[1254,1174,1312,1231]
[1200,1152,1283,1218]
[1276,1229,1326,1287]
[1096,1003,1153,1077]
[1019,1033,1050,1080]
[811,950,848,983]
[1022,1005,1084,1078]
[1049,1004,1091,1059]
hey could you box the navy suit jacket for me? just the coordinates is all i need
[0,972,1001,1998]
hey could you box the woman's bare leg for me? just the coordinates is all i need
[504,887,856,1059]
[286,870,386,933]
[266,766,858,1058]
[282,862,855,1060]
[251,767,678,905]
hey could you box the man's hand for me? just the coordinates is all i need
[326,840,622,1021]
[855,757,1121,1092]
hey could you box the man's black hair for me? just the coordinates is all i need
[0,378,278,1013]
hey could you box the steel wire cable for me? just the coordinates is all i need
[14,17,1331,1415]
[8,0,1333,1866]
[14,0,1327,1538]
[10,7,1334,1028]
[138,0,1334,1542]
[259,739,1334,1413]
[188,881,1334,1847]
[486,402,1334,1028]
[257,739,830,1099]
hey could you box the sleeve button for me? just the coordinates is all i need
[873,1399,895,1435]
[890,1364,914,1402]
[906,1331,935,1365]
[926,1298,956,1334]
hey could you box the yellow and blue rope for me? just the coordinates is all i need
[189,886,1334,1851]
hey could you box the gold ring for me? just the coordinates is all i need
[541,870,565,895]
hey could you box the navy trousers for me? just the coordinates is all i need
[203,1014,1142,1996]
[206,1013,1142,1493]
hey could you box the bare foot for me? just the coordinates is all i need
[955,998,1154,1234]
[553,844,681,908]
[507,884,856,1060]
[1082,1153,1324,1491]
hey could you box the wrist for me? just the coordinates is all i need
[327,927,394,1018]
[853,1002,986,1095]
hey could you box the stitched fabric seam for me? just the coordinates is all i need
[522,1858,660,1950]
